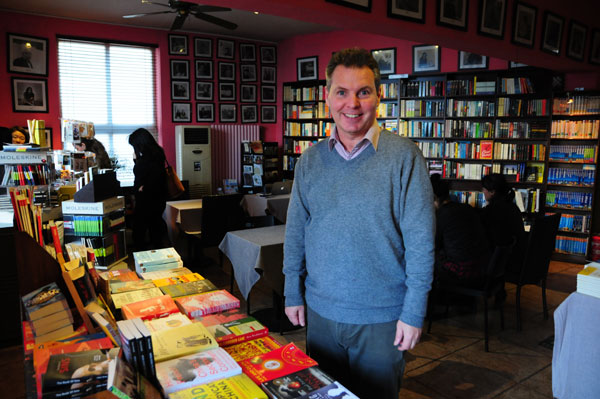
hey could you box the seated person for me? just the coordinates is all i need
[431,174,490,286]
[74,137,112,169]
[10,126,30,144]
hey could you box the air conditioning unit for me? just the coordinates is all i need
[175,125,212,198]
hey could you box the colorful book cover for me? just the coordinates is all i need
[159,279,217,298]
[194,308,248,325]
[205,317,268,347]
[111,288,165,309]
[138,267,193,281]
[152,322,218,363]
[133,247,181,267]
[144,313,192,333]
[298,381,359,399]
[135,259,184,274]
[98,269,139,295]
[168,374,267,399]
[176,290,240,318]
[152,273,205,288]
[239,343,318,385]
[110,280,156,294]
[22,282,70,321]
[121,294,180,320]
[223,336,282,362]
[107,355,163,399]
[155,347,241,395]
[261,367,334,399]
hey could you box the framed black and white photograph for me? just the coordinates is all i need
[388,0,425,24]
[458,51,488,69]
[196,103,214,122]
[219,82,236,101]
[196,81,213,101]
[590,29,600,65]
[11,77,48,113]
[566,21,587,61]
[371,48,396,75]
[220,103,237,123]
[261,105,277,123]
[195,60,212,79]
[170,59,189,80]
[219,62,235,80]
[297,56,318,81]
[261,85,276,102]
[7,33,48,76]
[171,81,190,101]
[241,105,258,123]
[169,34,188,55]
[512,2,537,48]
[194,37,212,57]
[478,0,507,39]
[240,43,256,61]
[541,12,564,55]
[261,66,276,83]
[217,39,234,59]
[509,61,528,68]
[412,45,441,73]
[260,46,277,64]
[325,0,371,12]
[437,0,468,31]
[172,102,191,123]
[241,64,257,82]
[241,84,257,102]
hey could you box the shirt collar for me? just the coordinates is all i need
[328,120,381,152]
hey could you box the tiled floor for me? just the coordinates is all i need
[0,254,581,399]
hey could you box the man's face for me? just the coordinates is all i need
[326,65,380,139]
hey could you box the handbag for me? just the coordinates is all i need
[165,160,185,199]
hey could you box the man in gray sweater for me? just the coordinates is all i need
[283,47,435,398]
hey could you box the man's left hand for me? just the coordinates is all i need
[394,320,422,351]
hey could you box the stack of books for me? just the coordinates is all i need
[577,263,600,299]
[133,247,183,275]
[22,283,74,344]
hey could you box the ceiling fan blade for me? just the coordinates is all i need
[123,10,174,19]
[170,12,188,31]
[192,12,238,30]
[191,5,232,13]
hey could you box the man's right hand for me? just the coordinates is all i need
[285,305,306,327]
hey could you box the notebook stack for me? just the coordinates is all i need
[133,247,183,276]
[577,263,600,299]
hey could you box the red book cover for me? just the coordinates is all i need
[224,336,282,362]
[239,342,318,385]
[23,321,35,355]
[480,140,493,159]
[176,290,240,318]
[121,295,179,321]
[194,308,247,325]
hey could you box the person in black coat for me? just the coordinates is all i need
[128,128,169,251]
[75,138,112,169]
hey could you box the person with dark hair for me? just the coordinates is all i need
[283,47,435,398]
[128,128,169,251]
[74,138,111,169]
[23,87,35,105]
[431,174,490,285]
[10,126,29,144]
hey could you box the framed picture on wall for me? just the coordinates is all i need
[195,60,212,79]
[261,105,277,123]
[240,43,256,61]
[11,77,48,113]
[371,48,396,75]
[241,105,258,123]
[171,81,190,100]
[566,21,587,61]
[217,39,235,59]
[297,56,318,81]
[169,34,188,55]
[261,85,276,102]
[458,51,488,69]
[7,33,48,76]
[437,0,468,31]
[388,0,425,24]
[194,37,212,57]
[196,81,213,101]
[241,64,257,82]
[196,103,214,122]
[511,2,537,48]
[219,82,236,101]
[478,0,507,39]
[219,62,235,80]
[260,46,277,64]
[412,44,441,73]
[541,11,564,55]
[241,84,257,102]
[170,59,189,79]
[325,0,371,12]
[44,127,53,148]
[220,104,237,123]
[172,102,191,123]
[261,66,276,83]
[590,29,600,65]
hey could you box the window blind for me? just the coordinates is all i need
[58,38,157,186]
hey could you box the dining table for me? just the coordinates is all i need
[240,193,291,223]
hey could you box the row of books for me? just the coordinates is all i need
[500,163,544,184]
[63,210,125,237]
[445,120,494,138]
[549,145,597,163]
[415,141,443,158]
[515,188,541,213]
[546,190,593,210]
[495,121,548,139]
[1,163,50,186]
[380,82,399,99]
[547,167,596,186]
[446,99,495,117]
[550,119,600,139]
[444,141,493,160]
[577,264,600,299]
[554,212,591,233]
[555,235,588,256]
[552,96,600,115]
[493,143,546,161]
[376,102,398,118]
[285,122,320,137]
[496,98,547,117]
[398,120,444,137]
[283,154,300,171]
[446,78,495,96]
[499,77,535,94]
[400,99,445,117]
[442,160,493,180]
[283,85,327,102]
[450,190,487,208]
[380,119,398,135]
[283,138,323,155]
[284,103,330,119]
[402,80,444,97]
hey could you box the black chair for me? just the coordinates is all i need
[505,213,560,331]
[427,240,514,352]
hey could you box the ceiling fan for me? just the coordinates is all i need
[123,0,238,31]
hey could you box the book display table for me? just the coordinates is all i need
[241,194,291,223]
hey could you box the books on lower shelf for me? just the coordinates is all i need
[577,264,600,298]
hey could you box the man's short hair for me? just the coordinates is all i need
[326,47,381,92]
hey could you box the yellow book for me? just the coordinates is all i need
[167,374,267,399]
[152,322,217,362]
[110,287,164,309]
[152,273,204,287]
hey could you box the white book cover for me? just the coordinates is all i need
[133,247,181,267]
[144,313,192,333]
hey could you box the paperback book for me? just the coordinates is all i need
[110,280,157,294]
[120,294,179,320]
[144,313,192,332]
[22,282,70,321]
[152,273,204,287]
[152,322,218,362]
[110,288,164,309]
[261,367,334,399]
[159,279,217,298]
[176,290,240,318]
[167,374,267,399]
[133,247,181,268]
[205,316,269,347]
[223,336,282,362]
[137,267,193,281]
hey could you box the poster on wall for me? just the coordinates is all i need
[7,33,48,76]
[11,77,48,113]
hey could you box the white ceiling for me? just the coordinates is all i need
[0,0,336,43]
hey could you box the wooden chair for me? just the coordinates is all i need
[504,213,560,331]
[427,239,514,352]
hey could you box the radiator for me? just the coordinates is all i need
[210,124,260,193]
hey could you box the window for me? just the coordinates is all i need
[58,38,157,186]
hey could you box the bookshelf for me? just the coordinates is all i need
[241,140,280,194]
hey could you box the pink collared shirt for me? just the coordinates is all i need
[327,121,381,160]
